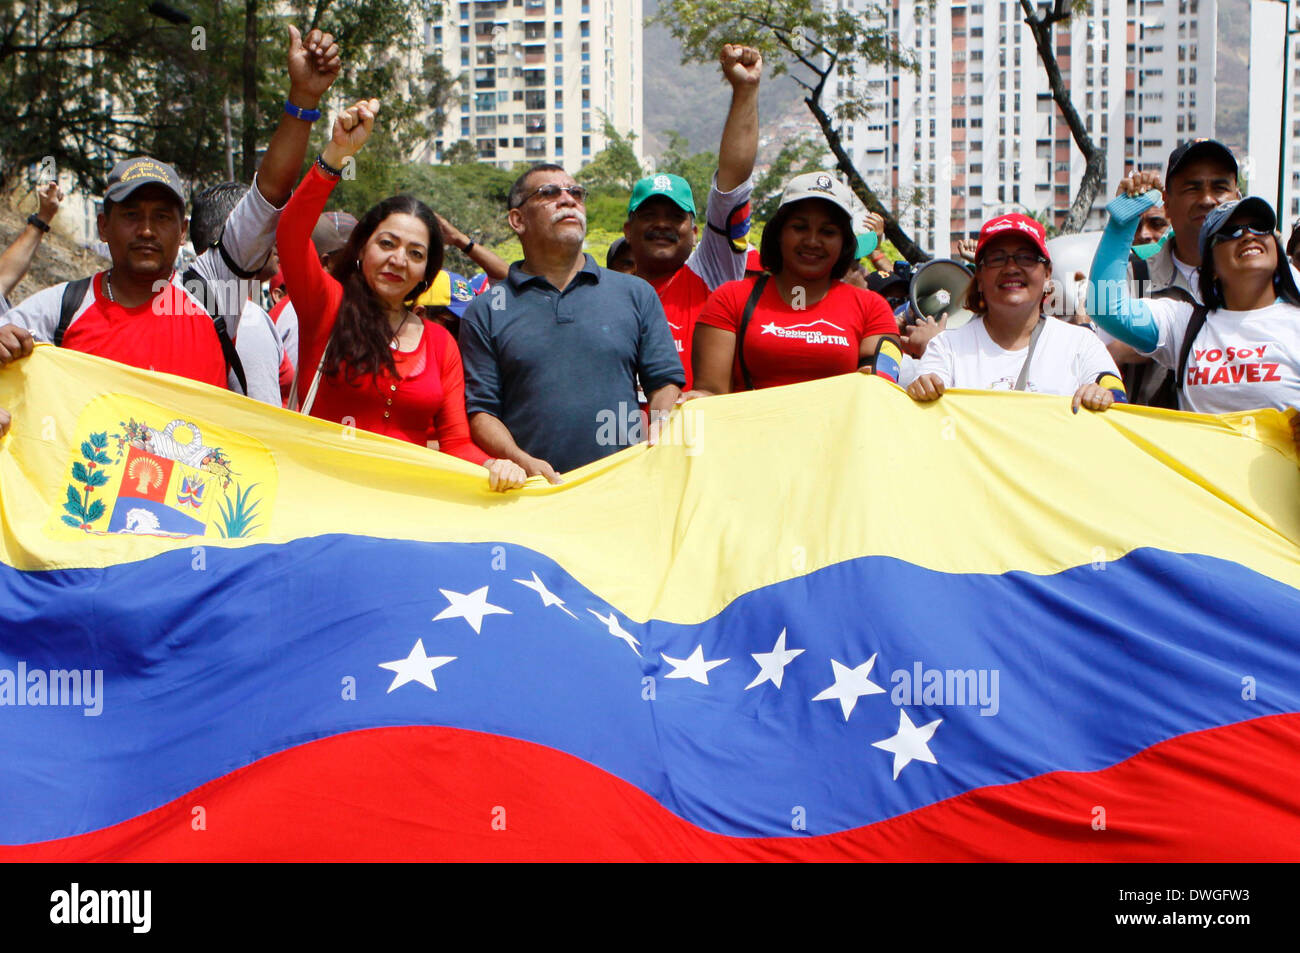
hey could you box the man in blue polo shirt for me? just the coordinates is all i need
[459,164,684,480]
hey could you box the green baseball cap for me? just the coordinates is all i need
[628,174,696,217]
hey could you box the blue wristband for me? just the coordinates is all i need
[284,99,322,122]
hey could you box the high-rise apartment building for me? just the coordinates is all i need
[419,0,643,169]
[826,0,1216,256]
[1247,0,1299,221]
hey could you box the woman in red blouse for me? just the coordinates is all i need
[278,98,525,491]
[691,172,900,394]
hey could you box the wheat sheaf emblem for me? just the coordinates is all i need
[126,457,164,494]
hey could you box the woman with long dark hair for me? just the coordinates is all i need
[689,172,900,395]
[278,99,525,490]
[1090,171,1300,421]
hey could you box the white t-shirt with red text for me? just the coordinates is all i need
[1143,297,1300,414]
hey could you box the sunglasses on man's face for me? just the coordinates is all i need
[517,183,588,207]
[1213,223,1272,245]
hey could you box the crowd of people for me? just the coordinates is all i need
[1,27,1299,492]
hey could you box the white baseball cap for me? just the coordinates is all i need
[777,171,856,218]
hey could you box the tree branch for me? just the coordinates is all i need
[1019,0,1104,232]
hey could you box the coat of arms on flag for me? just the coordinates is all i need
[49,395,277,540]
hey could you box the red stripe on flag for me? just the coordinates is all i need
[6,714,1300,861]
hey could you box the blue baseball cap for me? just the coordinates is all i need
[1198,196,1276,263]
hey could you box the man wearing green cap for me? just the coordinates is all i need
[623,43,762,390]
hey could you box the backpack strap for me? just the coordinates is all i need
[735,273,768,392]
[1174,304,1209,404]
[182,266,248,395]
[1012,317,1046,392]
[215,239,265,281]
[54,276,93,346]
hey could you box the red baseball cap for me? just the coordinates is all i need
[975,213,1051,263]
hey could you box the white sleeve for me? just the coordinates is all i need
[234,301,284,406]
[2,282,88,343]
[1072,325,1123,387]
[277,301,299,371]
[1143,297,1195,369]
[916,328,956,386]
[684,173,753,291]
[188,174,282,336]
[897,353,921,388]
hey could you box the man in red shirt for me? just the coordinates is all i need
[622,44,762,391]
[0,25,342,437]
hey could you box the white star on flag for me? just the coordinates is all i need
[432,586,511,634]
[378,638,456,694]
[588,609,641,656]
[812,654,885,720]
[745,628,804,691]
[872,710,943,780]
[514,571,577,618]
[661,645,729,685]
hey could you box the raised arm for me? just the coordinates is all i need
[1089,173,1163,353]
[254,26,341,208]
[282,98,380,385]
[715,45,762,192]
[435,213,509,282]
[0,182,61,301]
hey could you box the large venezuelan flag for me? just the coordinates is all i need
[2,345,1299,861]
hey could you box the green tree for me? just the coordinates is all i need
[327,158,517,275]
[752,136,828,223]
[1018,0,1104,234]
[655,131,714,219]
[576,120,644,192]
[441,139,481,165]
[652,0,928,261]
[0,1,451,193]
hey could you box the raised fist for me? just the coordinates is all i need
[36,180,63,222]
[1116,168,1163,198]
[287,25,341,106]
[330,99,381,157]
[720,44,762,88]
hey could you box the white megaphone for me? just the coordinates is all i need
[908,259,975,329]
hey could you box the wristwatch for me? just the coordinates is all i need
[27,214,50,233]
[462,239,476,255]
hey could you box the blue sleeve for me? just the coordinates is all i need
[633,282,687,393]
[458,297,503,418]
[1088,191,1162,353]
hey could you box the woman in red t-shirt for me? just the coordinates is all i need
[691,172,900,394]
[278,99,524,491]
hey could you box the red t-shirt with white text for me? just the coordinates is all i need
[646,266,709,391]
[696,277,897,390]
